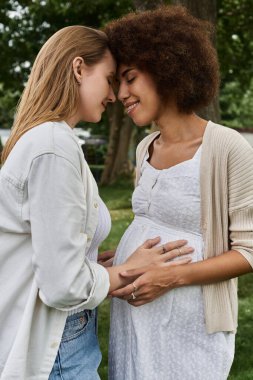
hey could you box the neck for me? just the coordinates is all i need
[154,107,208,144]
[65,114,80,129]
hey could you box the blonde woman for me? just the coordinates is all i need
[0,26,192,380]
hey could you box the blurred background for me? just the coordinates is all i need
[0,1,252,378]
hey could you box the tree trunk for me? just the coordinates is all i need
[171,0,220,122]
[100,102,124,185]
[110,116,134,182]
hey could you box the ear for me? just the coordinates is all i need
[72,56,85,84]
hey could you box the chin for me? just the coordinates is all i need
[133,118,152,127]
[85,114,102,123]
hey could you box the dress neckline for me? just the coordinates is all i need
[144,144,202,173]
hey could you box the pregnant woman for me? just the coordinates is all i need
[105,5,253,380]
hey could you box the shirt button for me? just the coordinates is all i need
[87,236,91,242]
[50,342,58,349]
[94,202,98,208]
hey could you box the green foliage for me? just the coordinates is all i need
[220,79,253,128]
[100,177,134,210]
[217,0,253,128]
[0,0,134,127]
[0,0,134,91]
[0,84,19,128]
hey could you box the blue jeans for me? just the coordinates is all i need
[49,309,101,380]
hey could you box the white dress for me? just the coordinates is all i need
[109,146,235,380]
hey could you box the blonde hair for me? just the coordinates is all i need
[1,26,108,164]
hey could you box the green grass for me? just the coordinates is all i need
[228,274,253,379]
[98,179,134,379]
[97,180,253,380]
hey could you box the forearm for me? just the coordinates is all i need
[178,250,253,286]
[106,263,133,293]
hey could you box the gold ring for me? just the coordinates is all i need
[132,282,138,292]
[131,292,137,300]
[177,247,182,256]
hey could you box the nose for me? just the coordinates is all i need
[108,86,116,103]
[118,82,129,103]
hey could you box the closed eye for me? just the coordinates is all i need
[127,77,135,84]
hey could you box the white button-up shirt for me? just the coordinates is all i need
[0,121,110,379]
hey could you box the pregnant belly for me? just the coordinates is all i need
[113,215,203,267]
[112,216,206,335]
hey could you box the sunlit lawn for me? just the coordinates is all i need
[98,179,253,380]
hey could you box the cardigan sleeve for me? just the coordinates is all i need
[228,133,253,267]
[27,153,109,310]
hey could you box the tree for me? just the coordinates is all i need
[0,0,134,93]
[171,0,220,122]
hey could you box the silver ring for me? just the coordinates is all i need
[177,247,182,256]
[162,245,167,254]
[131,292,137,300]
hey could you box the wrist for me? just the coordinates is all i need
[106,264,131,293]
[171,263,191,287]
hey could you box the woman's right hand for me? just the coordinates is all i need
[106,237,193,294]
[125,237,193,269]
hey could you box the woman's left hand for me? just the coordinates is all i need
[110,259,189,306]
[98,250,115,268]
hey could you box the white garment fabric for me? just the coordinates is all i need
[0,121,110,379]
[68,197,111,316]
[109,146,235,380]
[87,198,112,263]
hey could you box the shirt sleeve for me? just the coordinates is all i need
[27,153,110,310]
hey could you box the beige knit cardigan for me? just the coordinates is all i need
[135,121,253,334]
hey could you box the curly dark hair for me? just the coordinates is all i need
[104,5,220,113]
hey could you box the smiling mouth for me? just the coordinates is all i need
[126,101,140,114]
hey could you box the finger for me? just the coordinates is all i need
[110,283,138,298]
[141,236,161,249]
[120,266,149,279]
[161,239,188,254]
[98,250,115,261]
[162,246,194,261]
[165,257,192,267]
[99,257,114,268]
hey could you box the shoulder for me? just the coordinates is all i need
[19,121,79,151]
[206,121,252,149]
[3,121,84,183]
[19,121,82,164]
[136,131,160,160]
[204,121,253,160]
